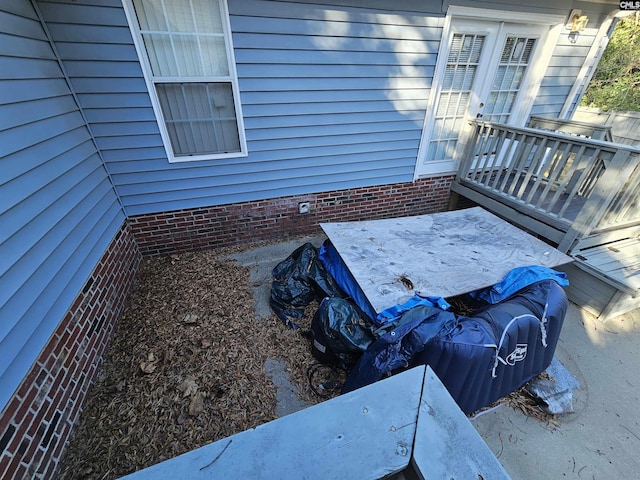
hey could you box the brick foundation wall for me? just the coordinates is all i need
[0,222,141,480]
[130,176,455,255]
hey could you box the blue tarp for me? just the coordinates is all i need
[319,240,451,326]
[341,305,458,393]
[469,265,569,304]
[279,241,571,407]
[318,240,379,322]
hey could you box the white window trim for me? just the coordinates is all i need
[122,0,248,163]
[446,6,566,26]
[413,7,564,179]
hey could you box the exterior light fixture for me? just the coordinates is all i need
[566,9,589,43]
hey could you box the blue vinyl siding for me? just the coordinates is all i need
[531,4,611,119]
[0,0,124,410]
[42,0,442,215]
[42,0,613,217]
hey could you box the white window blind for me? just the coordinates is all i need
[484,36,537,124]
[129,0,245,160]
[428,33,485,162]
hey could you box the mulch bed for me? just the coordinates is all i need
[58,242,556,479]
[58,245,330,479]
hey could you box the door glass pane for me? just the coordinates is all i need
[484,36,536,123]
[428,33,485,162]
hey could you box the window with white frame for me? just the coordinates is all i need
[125,0,246,162]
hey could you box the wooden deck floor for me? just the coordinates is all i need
[573,237,640,293]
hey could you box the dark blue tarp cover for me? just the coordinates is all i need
[276,240,570,412]
[318,240,378,321]
[343,279,568,414]
[469,265,569,304]
[317,239,570,411]
[341,304,458,393]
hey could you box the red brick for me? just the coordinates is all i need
[53,422,70,460]
[37,436,59,474]
[27,447,45,476]
[21,434,42,469]
[15,368,40,401]
[10,462,27,480]
[44,456,60,479]
[0,454,10,478]
[0,398,20,431]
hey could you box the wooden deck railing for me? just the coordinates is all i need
[455,120,640,251]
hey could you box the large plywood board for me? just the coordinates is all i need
[321,207,572,314]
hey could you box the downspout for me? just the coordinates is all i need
[30,0,127,216]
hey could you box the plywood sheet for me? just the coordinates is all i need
[321,207,572,314]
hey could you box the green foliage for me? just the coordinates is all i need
[582,14,640,112]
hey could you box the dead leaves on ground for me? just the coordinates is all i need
[58,247,325,480]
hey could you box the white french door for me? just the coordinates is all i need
[415,16,555,177]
